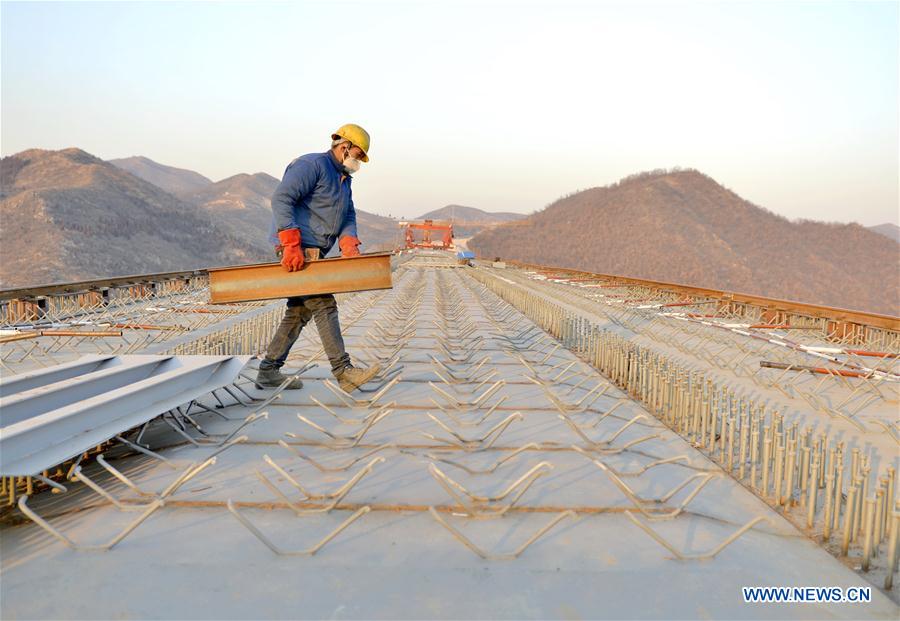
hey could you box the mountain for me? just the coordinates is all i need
[110,155,212,195]
[185,172,280,209]
[469,169,900,315]
[414,205,526,238]
[416,205,525,222]
[868,223,900,244]
[0,148,268,288]
[179,172,281,254]
[353,210,402,252]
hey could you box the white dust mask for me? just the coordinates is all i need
[342,147,362,173]
[343,156,361,173]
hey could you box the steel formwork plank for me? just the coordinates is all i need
[0,355,116,398]
[0,355,249,476]
[0,356,178,426]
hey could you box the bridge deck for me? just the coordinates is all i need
[1,257,896,619]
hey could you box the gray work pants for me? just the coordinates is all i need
[259,294,351,373]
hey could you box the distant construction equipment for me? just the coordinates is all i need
[400,219,454,250]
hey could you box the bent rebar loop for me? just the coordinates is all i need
[309,395,396,425]
[428,467,548,519]
[425,442,540,475]
[228,500,371,555]
[558,412,658,453]
[570,446,690,477]
[526,376,610,413]
[91,435,246,500]
[18,457,218,551]
[624,511,772,560]
[255,455,385,515]
[428,506,577,560]
[291,407,392,448]
[277,440,394,473]
[592,460,719,521]
[72,454,221,510]
[19,495,164,552]
[429,395,509,427]
[420,412,524,451]
[161,406,270,446]
[428,380,505,410]
[430,354,492,382]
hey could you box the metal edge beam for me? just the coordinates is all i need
[495,259,900,331]
[0,269,207,302]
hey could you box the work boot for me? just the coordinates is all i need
[255,367,304,390]
[334,364,381,393]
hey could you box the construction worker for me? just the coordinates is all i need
[255,124,380,392]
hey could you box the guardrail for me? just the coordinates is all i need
[2,254,897,340]
[494,259,899,343]
[1,269,208,325]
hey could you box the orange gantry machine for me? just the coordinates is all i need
[400,219,454,250]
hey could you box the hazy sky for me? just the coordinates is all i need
[2,1,897,224]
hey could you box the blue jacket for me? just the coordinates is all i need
[268,151,358,254]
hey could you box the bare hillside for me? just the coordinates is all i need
[180,172,282,254]
[0,149,267,288]
[415,204,526,238]
[110,155,213,195]
[469,170,900,315]
[869,223,900,244]
[417,204,524,222]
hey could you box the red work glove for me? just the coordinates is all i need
[339,236,362,258]
[278,229,304,272]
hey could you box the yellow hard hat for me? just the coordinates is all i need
[331,123,371,162]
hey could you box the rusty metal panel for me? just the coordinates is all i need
[207,252,393,304]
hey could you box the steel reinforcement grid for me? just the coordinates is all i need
[0,250,898,619]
